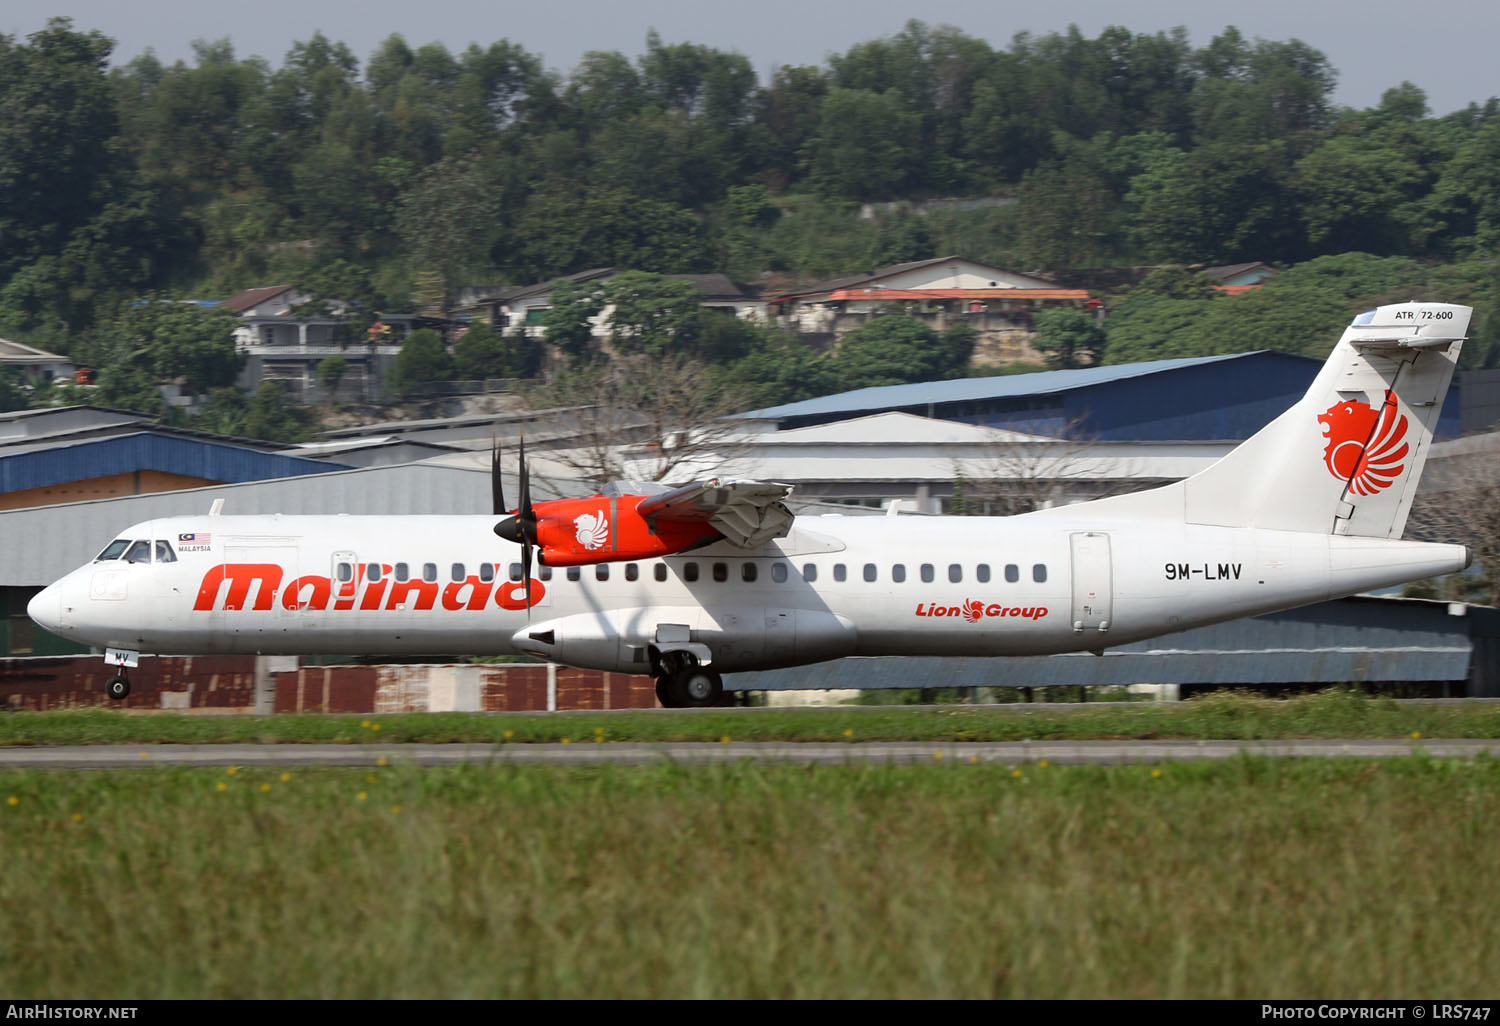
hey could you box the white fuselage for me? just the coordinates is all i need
[27,512,1469,677]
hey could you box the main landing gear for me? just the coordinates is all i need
[653,652,724,708]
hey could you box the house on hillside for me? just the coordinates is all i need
[0,338,74,386]
[221,285,413,402]
[452,269,764,343]
[454,257,1091,369]
[763,256,1093,365]
[1200,262,1278,294]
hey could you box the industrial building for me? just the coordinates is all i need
[741,351,1463,441]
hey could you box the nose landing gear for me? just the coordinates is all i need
[102,647,140,701]
[105,672,131,701]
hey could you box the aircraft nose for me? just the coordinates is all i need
[27,584,63,634]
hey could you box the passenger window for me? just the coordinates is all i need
[596,564,609,581]
[626,564,639,582]
[154,541,177,563]
[803,564,817,582]
[336,562,353,582]
[367,563,383,582]
[479,563,494,583]
[684,562,699,582]
[422,563,437,583]
[539,566,553,581]
[567,567,581,582]
[713,562,728,583]
[742,563,757,582]
[920,564,934,583]
[863,563,877,582]
[509,562,523,582]
[833,564,847,582]
[124,540,152,564]
[1005,564,1019,583]
[1033,564,1047,583]
[771,562,788,583]
[949,564,962,583]
[977,564,990,583]
[892,564,906,583]
[395,562,409,582]
[451,563,465,583]
[96,539,131,561]
[654,564,667,582]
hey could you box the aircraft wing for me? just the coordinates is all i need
[636,479,796,548]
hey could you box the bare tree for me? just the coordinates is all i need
[950,419,1152,516]
[519,354,753,490]
[1406,479,1500,604]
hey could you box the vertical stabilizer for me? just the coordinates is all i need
[1179,302,1468,538]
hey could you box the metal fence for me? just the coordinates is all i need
[403,378,519,397]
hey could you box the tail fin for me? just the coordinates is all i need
[1180,302,1468,538]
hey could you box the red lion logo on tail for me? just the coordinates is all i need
[1317,391,1409,495]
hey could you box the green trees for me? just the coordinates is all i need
[1031,309,1106,369]
[394,157,502,311]
[832,315,973,388]
[195,383,316,442]
[0,20,117,280]
[601,271,702,356]
[0,369,30,413]
[453,322,541,379]
[388,328,453,395]
[317,356,348,395]
[6,15,1500,426]
[1099,253,1476,367]
[508,187,712,281]
[88,301,244,395]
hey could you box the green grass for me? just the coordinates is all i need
[2,689,1498,746]
[2,757,1497,998]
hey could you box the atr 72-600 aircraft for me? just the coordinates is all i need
[27,303,1474,706]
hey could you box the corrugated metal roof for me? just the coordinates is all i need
[739,352,1303,421]
[0,407,149,441]
[220,285,295,313]
[825,288,1089,302]
[0,434,347,494]
[0,338,68,363]
[769,256,1057,300]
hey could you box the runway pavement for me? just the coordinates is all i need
[1,737,1498,770]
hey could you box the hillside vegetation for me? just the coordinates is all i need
[3,17,1500,418]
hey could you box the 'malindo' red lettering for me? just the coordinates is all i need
[914,600,1048,622]
[191,564,545,613]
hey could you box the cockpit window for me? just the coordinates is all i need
[123,540,152,564]
[154,541,177,563]
[96,539,131,561]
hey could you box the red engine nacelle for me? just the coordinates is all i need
[528,495,720,566]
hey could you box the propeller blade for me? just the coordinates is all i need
[491,442,507,516]
[518,434,533,533]
[521,536,533,616]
